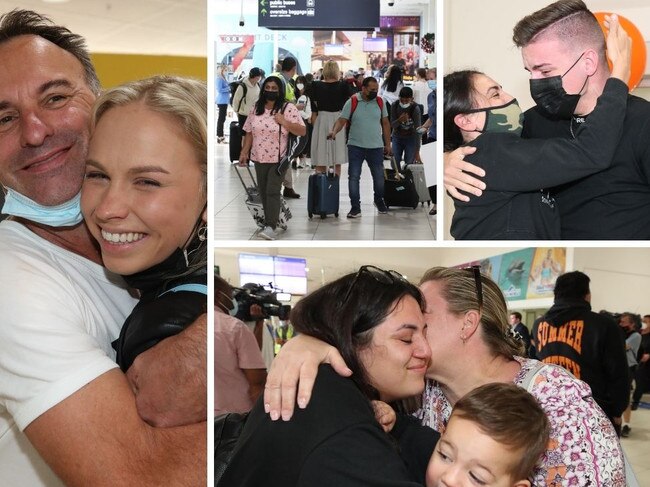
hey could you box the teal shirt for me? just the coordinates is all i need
[339,93,388,149]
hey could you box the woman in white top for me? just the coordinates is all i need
[411,67,431,113]
[379,65,404,107]
[294,75,312,168]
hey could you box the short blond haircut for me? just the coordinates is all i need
[322,61,340,81]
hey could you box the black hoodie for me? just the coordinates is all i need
[532,299,629,418]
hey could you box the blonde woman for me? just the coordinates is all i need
[310,61,352,175]
[81,75,208,378]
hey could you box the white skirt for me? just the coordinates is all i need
[311,111,348,166]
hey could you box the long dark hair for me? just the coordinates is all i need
[443,70,482,151]
[382,64,403,93]
[290,268,425,400]
[254,76,285,115]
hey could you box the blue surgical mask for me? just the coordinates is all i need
[218,291,239,317]
[1,189,83,227]
[428,80,437,90]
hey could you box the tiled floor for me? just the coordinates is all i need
[213,138,436,241]
[623,396,650,485]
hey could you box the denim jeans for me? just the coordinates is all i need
[391,134,417,170]
[347,145,385,212]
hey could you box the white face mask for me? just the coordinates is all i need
[642,321,649,330]
[296,83,305,91]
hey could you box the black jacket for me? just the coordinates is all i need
[219,365,438,487]
[522,83,650,239]
[113,244,207,371]
[451,78,629,240]
[532,300,629,417]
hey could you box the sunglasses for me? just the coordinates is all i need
[342,265,407,309]
[464,265,483,314]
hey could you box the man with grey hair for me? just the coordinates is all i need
[0,9,205,486]
[445,0,650,239]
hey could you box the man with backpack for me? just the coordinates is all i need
[231,67,262,128]
[328,77,392,218]
[389,86,421,171]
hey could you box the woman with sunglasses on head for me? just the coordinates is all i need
[444,15,630,239]
[81,76,208,425]
[238,76,306,241]
[266,266,626,486]
[218,266,438,487]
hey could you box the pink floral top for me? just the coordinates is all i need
[415,356,625,486]
[242,104,304,163]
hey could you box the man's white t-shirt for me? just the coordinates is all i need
[0,220,138,486]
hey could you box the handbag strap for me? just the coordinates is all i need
[159,283,208,297]
[519,360,547,392]
[278,102,289,163]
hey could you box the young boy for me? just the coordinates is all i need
[425,383,550,487]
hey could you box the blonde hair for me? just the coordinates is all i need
[420,267,524,357]
[322,61,340,81]
[91,75,207,198]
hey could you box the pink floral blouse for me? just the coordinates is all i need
[415,356,625,486]
[242,104,304,163]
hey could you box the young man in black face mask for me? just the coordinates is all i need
[445,0,650,240]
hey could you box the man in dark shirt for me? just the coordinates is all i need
[532,271,629,434]
[508,312,532,356]
[445,0,650,239]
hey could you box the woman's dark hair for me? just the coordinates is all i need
[443,70,483,151]
[382,64,403,93]
[255,76,285,115]
[295,75,307,97]
[290,269,425,400]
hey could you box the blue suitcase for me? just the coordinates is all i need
[307,172,339,219]
[307,139,339,219]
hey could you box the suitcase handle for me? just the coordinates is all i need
[326,138,336,172]
[234,164,258,190]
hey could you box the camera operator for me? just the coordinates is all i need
[232,283,293,368]
[215,277,267,415]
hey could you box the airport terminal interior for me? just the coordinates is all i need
[213,0,437,240]
[3,0,650,485]
[216,246,650,484]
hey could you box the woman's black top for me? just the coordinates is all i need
[311,80,352,113]
[219,365,438,487]
[113,238,207,371]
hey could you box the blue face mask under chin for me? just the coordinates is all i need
[1,189,83,227]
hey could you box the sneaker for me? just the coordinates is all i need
[631,402,639,411]
[374,200,388,214]
[217,136,225,144]
[346,209,362,219]
[621,425,631,437]
[258,226,277,240]
[283,187,301,199]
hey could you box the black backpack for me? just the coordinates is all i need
[229,81,248,111]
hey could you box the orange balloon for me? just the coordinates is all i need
[594,12,646,90]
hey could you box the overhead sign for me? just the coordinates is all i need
[259,0,380,30]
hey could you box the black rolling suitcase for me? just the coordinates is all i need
[307,139,339,219]
[229,121,242,162]
[383,158,419,209]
